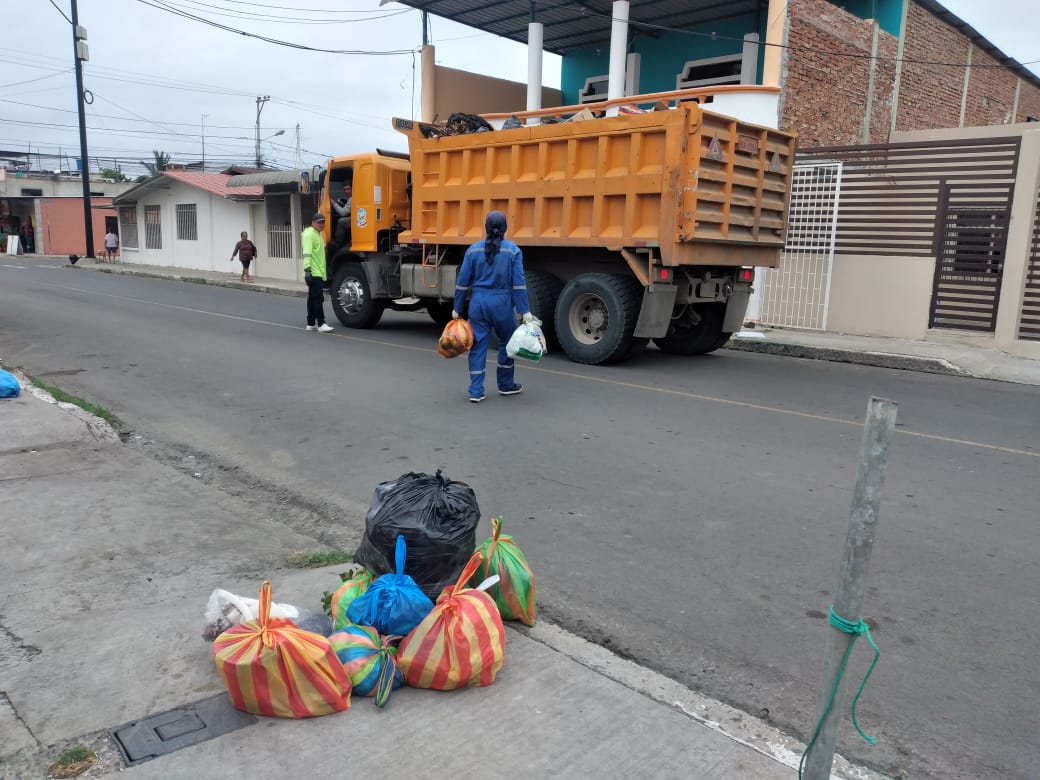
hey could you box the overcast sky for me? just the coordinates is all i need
[3,1,1037,178]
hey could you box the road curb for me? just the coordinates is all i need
[67,264,307,298]
[725,338,971,377]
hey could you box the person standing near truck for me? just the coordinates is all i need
[452,210,533,403]
[302,213,334,332]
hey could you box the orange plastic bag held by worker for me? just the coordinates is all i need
[213,581,352,718]
[397,551,505,690]
[438,318,474,358]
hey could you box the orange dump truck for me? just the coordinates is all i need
[319,94,796,365]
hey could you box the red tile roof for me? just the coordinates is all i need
[162,170,262,197]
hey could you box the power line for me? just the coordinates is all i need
[0,117,259,142]
[135,0,419,55]
[154,0,411,25]
[0,69,73,90]
[193,0,408,12]
[47,0,73,24]
[0,97,259,129]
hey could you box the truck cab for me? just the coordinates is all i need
[318,151,453,328]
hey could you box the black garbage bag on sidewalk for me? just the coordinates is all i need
[354,470,481,601]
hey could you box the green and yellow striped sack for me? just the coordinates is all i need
[330,568,374,631]
[472,516,536,626]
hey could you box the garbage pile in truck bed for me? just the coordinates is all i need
[202,470,535,717]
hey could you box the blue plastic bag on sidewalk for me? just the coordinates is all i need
[0,369,20,398]
[347,535,434,636]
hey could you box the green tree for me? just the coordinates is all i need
[140,150,171,175]
[100,167,128,182]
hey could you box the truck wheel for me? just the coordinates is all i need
[555,273,644,365]
[331,262,385,329]
[524,270,563,346]
[427,301,455,327]
[653,303,728,355]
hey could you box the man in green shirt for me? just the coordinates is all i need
[302,213,334,332]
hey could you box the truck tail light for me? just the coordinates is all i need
[739,268,755,284]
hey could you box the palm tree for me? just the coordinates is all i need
[140,150,171,176]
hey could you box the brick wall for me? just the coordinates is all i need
[1015,82,1040,123]
[782,0,1040,146]
[898,1,1040,131]
[782,0,898,147]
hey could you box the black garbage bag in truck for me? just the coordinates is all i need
[353,470,481,601]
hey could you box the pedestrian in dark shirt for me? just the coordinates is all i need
[231,231,257,282]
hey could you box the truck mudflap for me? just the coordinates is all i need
[722,284,752,333]
[634,284,678,339]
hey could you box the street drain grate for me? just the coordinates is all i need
[111,693,257,766]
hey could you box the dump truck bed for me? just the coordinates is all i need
[393,103,796,267]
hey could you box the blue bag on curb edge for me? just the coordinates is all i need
[347,536,434,636]
[0,370,20,398]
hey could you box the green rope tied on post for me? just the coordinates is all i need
[798,607,881,779]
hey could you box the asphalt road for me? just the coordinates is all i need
[2,260,1038,779]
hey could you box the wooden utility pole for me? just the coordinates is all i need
[803,396,898,779]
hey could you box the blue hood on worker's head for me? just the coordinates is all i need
[485,210,507,236]
[484,210,508,263]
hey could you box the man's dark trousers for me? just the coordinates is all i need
[307,276,326,326]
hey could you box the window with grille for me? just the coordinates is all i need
[144,205,162,249]
[675,34,759,102]
[578,75,609,104]
[119,207,138,248]
[677,54,743,89]
[175,203,198,241]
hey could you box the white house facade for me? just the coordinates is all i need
[112,171,302,282]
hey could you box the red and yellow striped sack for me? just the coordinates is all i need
[397,551,505,690]
[213,581,352,718]
[437,318,474,359]
[473,516,536,626]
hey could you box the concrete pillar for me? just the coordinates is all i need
[625,52,640,97]
[527,22,544,122]
[421,45,435,123]
[741,33,760,84]
[994,129,1040,352]
[761,0,788,88]
[290,193,302,281]
[888,0,911,140]
[861,20,881,144]
[605,0,629,117]
[959,44,973,128]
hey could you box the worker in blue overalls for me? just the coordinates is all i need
[452,210,533,403]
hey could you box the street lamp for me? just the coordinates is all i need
[257,129,284,168]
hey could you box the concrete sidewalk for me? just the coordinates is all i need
[0,378,881,780]
[44,254,1040,386]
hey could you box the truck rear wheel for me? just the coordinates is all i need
[427,301,455,327]
[331,262,385,329]
[555,273,646,365]
[653,303,730,355]
[524,270,563,346]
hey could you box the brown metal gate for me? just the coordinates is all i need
[928,181,1013,332]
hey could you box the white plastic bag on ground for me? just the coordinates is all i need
[506,318,547,361]
[202,588,301,640]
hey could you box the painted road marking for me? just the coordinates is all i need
[26,280,1040,460]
